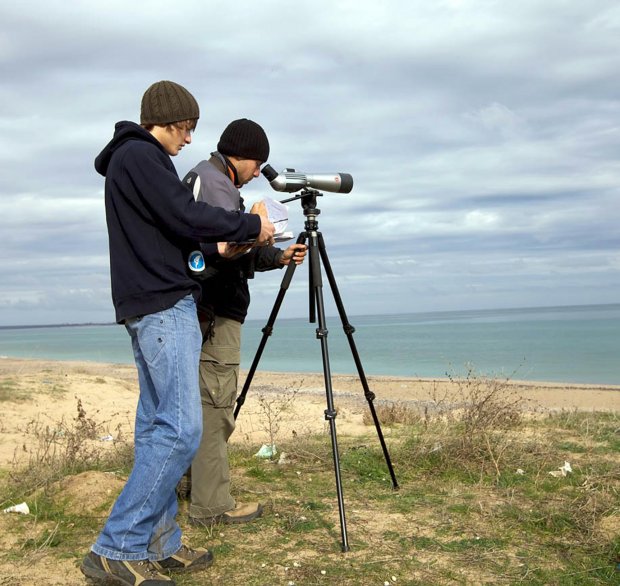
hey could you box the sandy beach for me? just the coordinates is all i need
[1,356,618,469]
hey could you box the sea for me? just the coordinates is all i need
[0,304,618,386]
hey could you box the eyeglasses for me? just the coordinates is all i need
[173,123,195,137]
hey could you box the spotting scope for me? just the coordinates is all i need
[262,164,353,194]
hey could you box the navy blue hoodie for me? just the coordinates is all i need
[95,121,261,323]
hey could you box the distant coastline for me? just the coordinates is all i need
[0,302,618,330]
[0,322,116,331]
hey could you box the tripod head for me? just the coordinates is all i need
[279,187,321,211]
[278,188,324,232]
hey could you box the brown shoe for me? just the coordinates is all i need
[151,545,213,574]
[80,551,173,585]
[190,502,263,526]
[176,472,191,501]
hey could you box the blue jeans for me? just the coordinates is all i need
[92,295,203,561]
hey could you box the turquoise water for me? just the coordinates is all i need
[0,304,618,385]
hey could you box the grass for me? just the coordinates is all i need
[0,378,23,402]
[0,385,618,585]
[0,374,68,402]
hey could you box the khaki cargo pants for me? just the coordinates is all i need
[189,315,240,519]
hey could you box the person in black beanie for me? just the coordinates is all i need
[81,87,275,586]
[217,118,270,166]
[180,119,306,527]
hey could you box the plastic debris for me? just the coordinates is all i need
[549,461,572,478]
[516,468,525,475]
[3,502,29,515]
[254,444,277,458]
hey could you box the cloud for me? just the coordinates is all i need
[0,0,618,325]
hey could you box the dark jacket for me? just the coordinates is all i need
[199,243,283,324]
[183,154,284,323]
[95,122,261,323]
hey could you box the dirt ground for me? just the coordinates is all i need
[0,357,618,584]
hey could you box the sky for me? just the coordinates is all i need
[1,0,619,326]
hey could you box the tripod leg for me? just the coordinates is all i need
[234,233,307,420]
[317,233,399,490]
[308,241,316,324]
[308,232,350,552]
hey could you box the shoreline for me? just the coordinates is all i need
[1,356,619,406]
[1,355,619,391]
[1,355,619,393]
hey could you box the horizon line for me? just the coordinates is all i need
[1,302,618,330]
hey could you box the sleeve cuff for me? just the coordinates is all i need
[246,213,262,240]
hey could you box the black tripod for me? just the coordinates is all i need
[234,188,399,552]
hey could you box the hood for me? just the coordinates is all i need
[94,121,162,177]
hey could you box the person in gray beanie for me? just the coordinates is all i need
[81,85,275,586]
[179,119,306,527]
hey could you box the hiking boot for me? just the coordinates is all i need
[80,551,173,585]
[151,545,213,574]
[190,502,263,526]
[176,473,191,501]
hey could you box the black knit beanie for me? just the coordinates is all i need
[217,119,270,162]
[140,80,199,125]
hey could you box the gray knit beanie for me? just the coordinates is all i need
[217,119,270,162]
[140,80,199,125]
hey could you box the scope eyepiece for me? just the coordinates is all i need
[261,164,279,182]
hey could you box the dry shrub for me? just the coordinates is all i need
[255,386,299,457]
[8,398,131,495]
[362,401,421,426]
[398,368,531,479]
[448,368,526,439]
